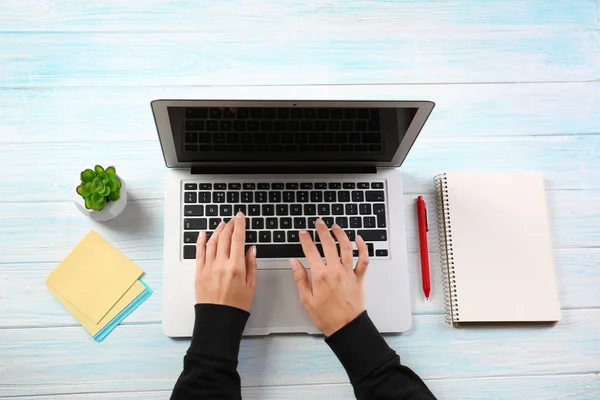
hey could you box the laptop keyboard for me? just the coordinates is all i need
[182,180,390,260]
[183,107,383,154]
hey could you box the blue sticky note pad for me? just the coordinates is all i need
[93,280,153,342]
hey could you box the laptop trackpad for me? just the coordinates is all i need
[244,268,317,335]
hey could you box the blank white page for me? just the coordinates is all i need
[445,172,561,323]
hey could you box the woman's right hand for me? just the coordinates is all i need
[289,218,370,336]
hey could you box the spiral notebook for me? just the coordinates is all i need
[434,172,561,324]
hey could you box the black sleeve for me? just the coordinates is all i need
[171,303,249,400]
[326,311,437,400]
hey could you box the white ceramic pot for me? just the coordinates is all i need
[74,176,128,222]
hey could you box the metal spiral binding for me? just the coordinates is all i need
[434,173,459,324]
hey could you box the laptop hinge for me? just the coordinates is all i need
[191,165,377,175]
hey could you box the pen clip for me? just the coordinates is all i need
[424,204,429,232]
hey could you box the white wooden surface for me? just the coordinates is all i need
[1,1,600,398]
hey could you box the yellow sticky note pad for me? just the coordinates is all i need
[48,280,146,336]
[45,230,144,324]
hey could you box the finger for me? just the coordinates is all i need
[332,224,353,270]
[217,218,236,259]
[195,231,207,271]
[245,245,257,288]
[289,258,312,306]
[230,211,247,261]
[299,229,323,268]
[354,235,370,281]
[315,218,339,264]
[206,221,225,263]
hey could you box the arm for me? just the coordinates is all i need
[171,215,257,400]
[290,220,436,400]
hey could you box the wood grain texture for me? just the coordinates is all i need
[2,189,600,264]
[2,0,598,32]
[9,373,600,400]
[1,309,599,397]
[2,83,600,143]
[2,31,600,87]
[2,135,600,202]
[3,246,599,329]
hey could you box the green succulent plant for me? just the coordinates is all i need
[76,165,122,211]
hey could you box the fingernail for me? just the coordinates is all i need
[299,229,307,235]
[315,218,325,225]
[252,245,257,256]
[289,259,297,270]
[236,211,244,219]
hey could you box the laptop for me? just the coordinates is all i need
[152,100,435,337]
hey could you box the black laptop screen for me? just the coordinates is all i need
[168,106,417,163]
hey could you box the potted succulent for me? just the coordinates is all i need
[74,165,127,221]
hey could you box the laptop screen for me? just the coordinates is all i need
[167,106,418,163]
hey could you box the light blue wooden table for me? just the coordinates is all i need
[2,1,600,398]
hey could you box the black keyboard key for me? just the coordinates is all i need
[345,230,356,241]
[366,191,385,202]
[350,217,362,228]
[206,205,218,216]
[310,191,323,202]
[214,183,227,190]
[287,231,300,242]
[228,183,241,190]
[328,183,341,189]
[209,218,221,229]
[233,204,247,215]
[318,204,330,215]
[248,205,260,216]
[258,183,270,189]
[277,108,290,119]
[373,204,386,228]
[303,204,316,215]
[297,191,309,202]
[246,231,257,243]
[234,120,246,131]
[294,217,307,229]
[363,217,376,228]
[243,243,305,258]
[184,205,204,216]
[269,191,282,203]
[344,121,355,132]
[332,204,344,215]
[335,217,348,228]
[241,192,253,203]
[360,203,372,215]
[273,231,286,242]
[371,182,384,189]
[206,231,213,241]
[275,204,288,216]
[376,249,388,257]
[325,191,336,202]
[252,218,265,230]
[209,108,222,119]
[315,183,327,189]
[186,108,208,119]
[357,182,370,189]
[353,249,359,257]
[213,192,226,203]
[199,183,212,190]
[352,191,364,202]
[259,231,272,243]
[184,231,199,244]
[280,217,292,229]
[183,245,196,259]
[290,204,302,215]
[322,217,334,227]
[243,183,255,190]
[262,205,275,216]
[338,191,350,202]
[255,191,268,203]
[301,183,313,189]
[220,205,232,216]
[266,218,278,229]
[184,183,198,190]
[185,192,197,203]
[283,191,295,202]
[271,183,284,190]
[342,182,355,189]
[227,192,240,203]
[367,243,374,257]
[345,204,358,215]
[308,217,318,228]
[358,229,387,241]
[286,183,299,189]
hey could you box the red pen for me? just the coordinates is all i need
[416,196,431,299]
